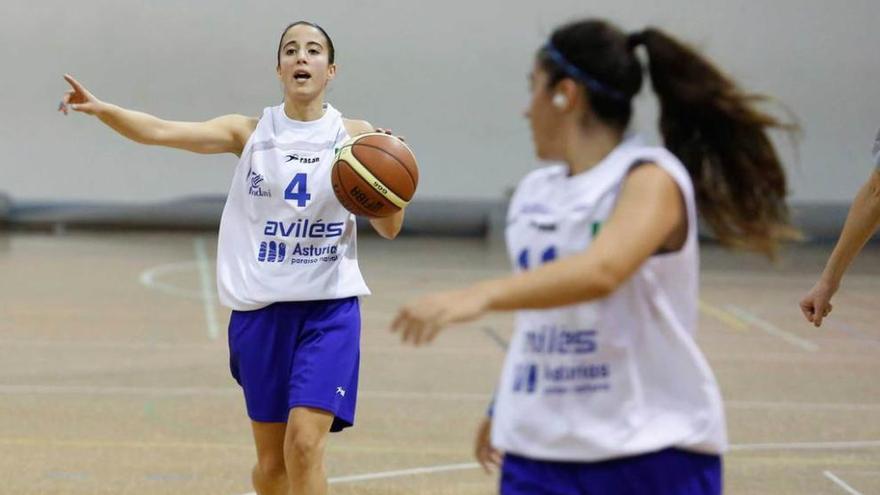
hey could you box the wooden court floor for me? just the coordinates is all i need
[1,231,879,494]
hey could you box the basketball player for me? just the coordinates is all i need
[60,21,403,495]
[799,128,880,327]
[393,19,798,494]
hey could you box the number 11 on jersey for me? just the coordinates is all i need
[284,173,312,207]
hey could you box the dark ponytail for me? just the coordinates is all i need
[541,20,799,258]
[635,27,799,257]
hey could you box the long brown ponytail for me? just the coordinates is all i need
[633,28,799,256]
[541,20,799,257]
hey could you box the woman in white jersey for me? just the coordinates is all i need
[393,19,797,494]
[60,21,403,495]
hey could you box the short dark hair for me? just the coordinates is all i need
[276,21,335,67]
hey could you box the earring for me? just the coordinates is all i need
[552,93,568,108]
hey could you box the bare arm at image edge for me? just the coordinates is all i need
[799,129,880,327]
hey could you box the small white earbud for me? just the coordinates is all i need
[552,93,568,108]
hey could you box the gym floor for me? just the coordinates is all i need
[1,232,878,494]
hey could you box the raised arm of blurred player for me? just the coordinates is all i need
[59,74,256,155]
[392,164,684,345]
[800,169,880,327]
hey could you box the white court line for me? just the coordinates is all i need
[0,385,489,401]
[0,340,490,355]
[237,462,481,493]
[9,385,880,412]
[194,237,220,340]
[724,305,819,351]
[361,390,489,400]
[137,240,220,341]
[329,462,480,484]
[823,470,863,495]
[138,261,202,300]
[0,385,238,397]
[730,440,880,452]
[232,450,880,494]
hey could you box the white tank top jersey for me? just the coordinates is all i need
[492,137,727,462]
[216,104,370,311]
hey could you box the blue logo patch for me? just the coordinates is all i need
[257,241,286,263]
[247,167,271,198]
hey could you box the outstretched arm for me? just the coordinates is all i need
[800,169,880,327]
[392,164,685,345]
[60,74,256,155]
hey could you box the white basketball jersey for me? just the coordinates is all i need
[492,137,727,461]
[216,104,370,311]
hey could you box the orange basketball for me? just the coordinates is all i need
[331,133,419,218]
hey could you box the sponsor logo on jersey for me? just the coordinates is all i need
[257,241,286,263]
[264,219,344,239]
[284,153,321,165]
[512,325,609,395]
[518,203,552,215]
[524,326,597,355]
[513,364,538,393]
[246,167,271,198]
[529,221,557,232]
[512,361,610,395]
[256,240,339,264]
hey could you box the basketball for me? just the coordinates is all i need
[331,132,419,218]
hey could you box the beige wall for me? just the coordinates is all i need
[3,0,878,203]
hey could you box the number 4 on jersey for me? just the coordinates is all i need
[284,173,311,207]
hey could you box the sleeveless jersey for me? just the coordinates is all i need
[216,104,370,311]
[492,137,727,461]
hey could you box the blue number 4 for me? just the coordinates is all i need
[284,173,311,207]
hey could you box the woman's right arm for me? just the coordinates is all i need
[799,169,880,327]
[60,74,257,156]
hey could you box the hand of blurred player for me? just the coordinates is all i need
[391,286,490,345]
[374,127,406,143]
[799,280,836,327]
[474,417,502,474]
[59,74,104,116]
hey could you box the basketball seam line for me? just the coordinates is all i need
[342,156,410,208]
[351,142,418,191]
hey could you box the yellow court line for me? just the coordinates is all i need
[699,300,749,331]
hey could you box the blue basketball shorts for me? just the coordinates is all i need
[500,448,722,495]
[228,297,361,432]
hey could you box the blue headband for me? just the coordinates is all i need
[542,42,627,102]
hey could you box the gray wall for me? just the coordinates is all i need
[3,0,879,205]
